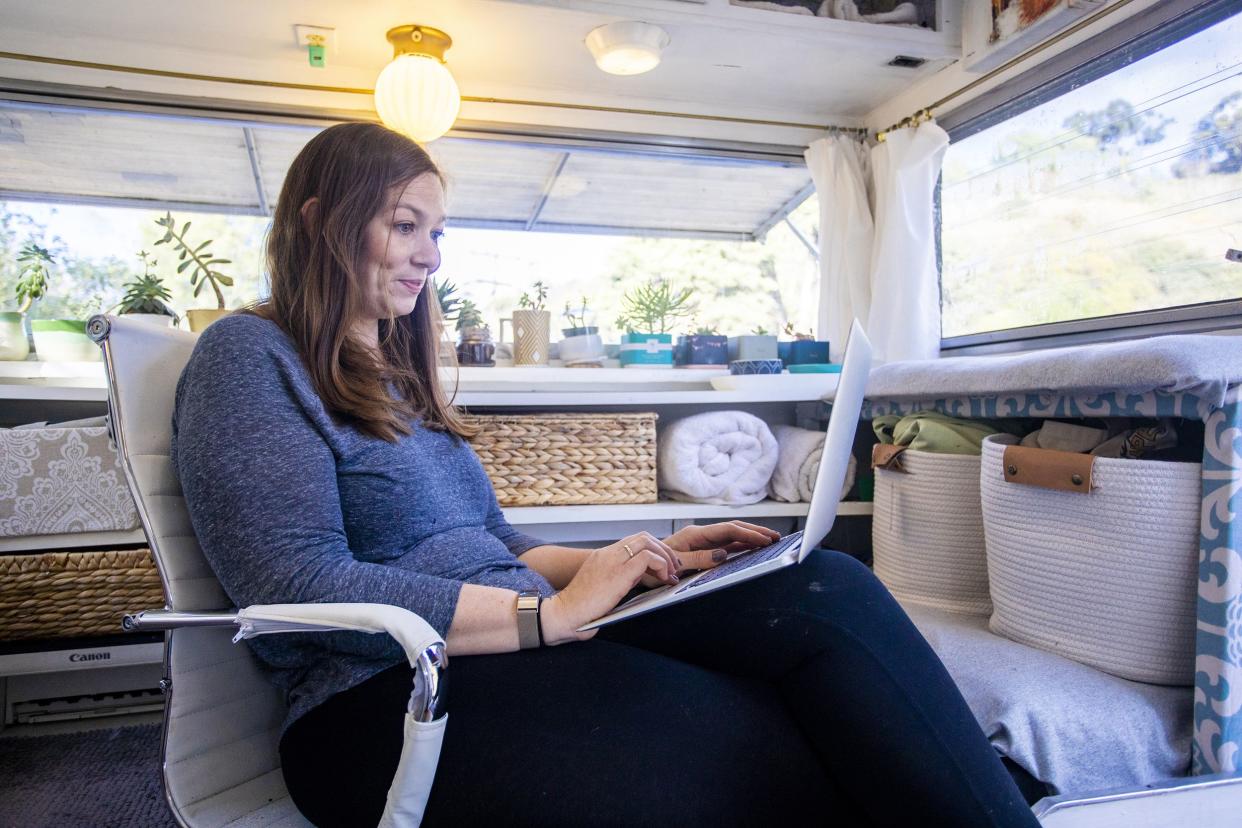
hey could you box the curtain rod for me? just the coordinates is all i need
[875,0,1140,141]
[0,50,867,135]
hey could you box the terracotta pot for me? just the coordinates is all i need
[184,308,231,332]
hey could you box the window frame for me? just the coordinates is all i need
[937,0,1242,354]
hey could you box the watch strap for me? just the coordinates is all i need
[516,590,542,650]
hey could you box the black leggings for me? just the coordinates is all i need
[280,551,1040,827]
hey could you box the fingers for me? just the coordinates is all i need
[622,532,679,583]
[676,547,729,572]
[625,548,674,587]
[684,521,780,551]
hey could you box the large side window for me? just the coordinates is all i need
[939,6,1242,343]
[0,99,820,341]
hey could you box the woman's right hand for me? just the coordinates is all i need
[540,532,680,646]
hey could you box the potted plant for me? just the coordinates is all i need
[154,212,233,332]
[1,242,50,360]
[113,250,179,327]
[616,279,695,369]
[781,322,830,365]
[501,280,550,366]
[728,325,779,363]
[675,324,728,368]
[559,297,605,366]
[12,243,100,362]
[455,299,495,367]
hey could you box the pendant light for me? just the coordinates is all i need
[374,25,461,144]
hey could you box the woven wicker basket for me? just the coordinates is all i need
[466,412,658,506]
[0,548,164,640]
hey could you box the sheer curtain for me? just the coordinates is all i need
[805,121,949,363]
[805,135,873,363]
[868,122,949,362]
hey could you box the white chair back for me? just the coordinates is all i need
[92,314,309,828]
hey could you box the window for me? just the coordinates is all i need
[0,98,820,339]
[939,7,1242,341]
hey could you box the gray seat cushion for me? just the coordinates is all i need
[903,602,1193,795]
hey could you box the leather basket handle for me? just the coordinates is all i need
[872,444,908,472]
[1002,445,1094,494]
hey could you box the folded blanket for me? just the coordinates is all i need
[769,425,857,503]
[658,412,778,506]
[873,411,1023,456]
[867,334,1242,411]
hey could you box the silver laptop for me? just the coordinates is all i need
[579,320,874,631]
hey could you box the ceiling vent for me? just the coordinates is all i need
[888,55,926,69]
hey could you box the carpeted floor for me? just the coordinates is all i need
[0,722,176,827]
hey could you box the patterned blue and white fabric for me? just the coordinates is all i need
[854,385,1242,777]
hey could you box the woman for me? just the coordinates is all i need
[172,123,1039,828]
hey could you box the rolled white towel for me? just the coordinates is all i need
[658,411,779,506]
[768,425,857,503]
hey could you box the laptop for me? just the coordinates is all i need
[579,320,873,631]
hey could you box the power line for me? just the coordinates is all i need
[944,62,1242,189]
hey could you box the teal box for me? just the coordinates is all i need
[619,333,674,367]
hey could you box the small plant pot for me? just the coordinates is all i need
[561,326,599,338]
[122,312,177,328]
[729,359,783,375]
[777,341,793,365]
[728,334,778,362]
[457,326,496,367]
[0,311,30,361]
[675,334,728,367]
[30,319,100,362]
[789,339,831,365]
[619,332,674,368]
[559,332,606,365]
[185,308,231,332]
[501,309,551,366]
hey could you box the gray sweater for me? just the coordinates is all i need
[171,314,553,730]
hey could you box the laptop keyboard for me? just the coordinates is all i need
[676,531,803,593]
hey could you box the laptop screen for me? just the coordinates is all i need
[798,320,873,562]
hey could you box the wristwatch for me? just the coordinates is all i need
[516,590,543,649]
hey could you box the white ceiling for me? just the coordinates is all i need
[0,0,961,138]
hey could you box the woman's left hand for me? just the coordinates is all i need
[663,521,782,574]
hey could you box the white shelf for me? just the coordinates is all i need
[501,500,871,524]
[0,529,147,554]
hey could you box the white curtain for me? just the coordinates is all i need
[867,122,949,363]
[805,121,949,363]
[804,135,873,363]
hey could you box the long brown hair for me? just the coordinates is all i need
[257,122,472,442]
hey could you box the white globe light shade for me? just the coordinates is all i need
[585,21,670,76]
[374,54,461,143]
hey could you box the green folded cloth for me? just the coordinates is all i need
[873,411,1021,456]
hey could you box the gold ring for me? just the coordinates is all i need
[623,543,637,559]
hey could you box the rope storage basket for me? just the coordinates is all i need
[872,448,993,616]
[466,412,658,506]
[979,434,1200,685]
[0,548,164,640]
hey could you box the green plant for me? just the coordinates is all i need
[518,280,549,312]
[14,242,53,314]
[783,321,813,340]
[693,325,718,336]
[752,326,769,336]
[435,278,462,324]
[115,251,177,317]
[456,299,485,332]
[617,280,695,334]
[563,297,591,331]
[154,212,234,310]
